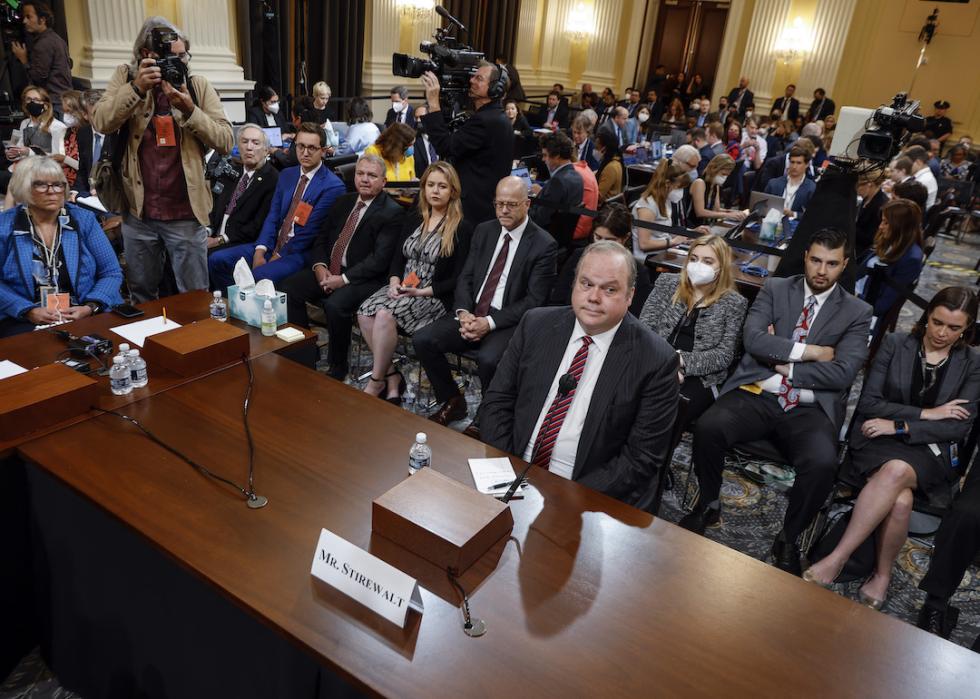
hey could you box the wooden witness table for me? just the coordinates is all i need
[0,290,315,455]
[14,352,980,697]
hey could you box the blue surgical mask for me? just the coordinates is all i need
[405,146,414,157]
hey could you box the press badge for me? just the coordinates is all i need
[293,201,313,226]
[153,115,177,147]
[951,443,960,468]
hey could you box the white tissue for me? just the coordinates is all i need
[760,208,782,240]
[233,257,255,293]
[255,279,277,298]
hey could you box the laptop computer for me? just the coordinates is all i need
[512,166,533,193]
[748,190,785,216]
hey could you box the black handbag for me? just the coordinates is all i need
[807,505,876,583]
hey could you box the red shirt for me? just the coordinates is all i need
[138,88,195,221]
[572,160,599,240]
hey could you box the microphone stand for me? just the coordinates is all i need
[501,374,577,503]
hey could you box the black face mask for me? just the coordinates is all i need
[26,102,45,118]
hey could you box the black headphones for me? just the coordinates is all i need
[487,62,509,101]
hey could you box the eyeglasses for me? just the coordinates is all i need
[493,200,526,210]
[25,97,45,105]
[295,143,322,153]
[177,52,192,63]
[32,181,66,193]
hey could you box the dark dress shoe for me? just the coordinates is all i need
[325,364,348,381]
[916,604,959,639]
[428,395,467,425]
[678,507,720,535]
[771,536,802,576]
[462,423,481,440]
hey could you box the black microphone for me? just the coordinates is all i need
[435,5,467,32]
[502,373,578,503]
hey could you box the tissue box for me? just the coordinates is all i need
[227,285,288,328]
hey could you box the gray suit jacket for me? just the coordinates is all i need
[851,332,980,467]
[722,275,872,426]
[481,307,680,509]
[639,273,748,387]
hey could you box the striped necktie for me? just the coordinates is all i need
[532,336,593,468]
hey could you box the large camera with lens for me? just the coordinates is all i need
[0,1,25,47]
[858,92,926,162]
[392,18,484,121]
[150,27,187,87]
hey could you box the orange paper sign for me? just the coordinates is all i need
[292,201,313,226]
[154,115,177,147]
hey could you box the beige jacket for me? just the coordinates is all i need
[91,64,234,226]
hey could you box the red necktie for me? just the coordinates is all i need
[532,336,593,468]
[778,295,817,411]
[225,172,250,217]
[474,233,511,317]
[274,174,308,255]
[329,200,366,275]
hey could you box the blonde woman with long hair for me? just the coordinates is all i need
[639,234,748,428]
[357,161,473,403]
[690,153,747,225]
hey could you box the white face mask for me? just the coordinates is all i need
[392,101,406,113]
[667,188,685,204]
[637,112,649,123]
[686,260,718,286]
[745,110,753,118]
[267,102,280,115]
[687,169,697,182]
[713,174,727,186]
[62,113,78,128]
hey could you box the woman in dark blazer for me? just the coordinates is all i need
[804,287,980,610]
[855,198,924,320]
[245,85,286,131]
[639,234,747,429]
[504,99,535,160]
[357,161,472,404]
[855,173,889,258]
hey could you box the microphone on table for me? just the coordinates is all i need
[435,5,467,32]
[501,373,578,503]
[726,200,769,240]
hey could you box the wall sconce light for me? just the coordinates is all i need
[773,17,814,64]
[398,0,434,24]
[565,2,595,42]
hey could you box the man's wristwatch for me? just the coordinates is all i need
[84,301,102,315]
[894,420,907,435]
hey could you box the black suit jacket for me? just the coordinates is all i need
[422,101,514,225]
[726,87,754,115]
[245,106,286,131]
[454,217,557,330]
[482,307,680,509]
[384,105,416,129]
[389,214,473,313]
[532,102,569,129]
[208,161,279,246]
[530,162,584,231]
[309,191,405,286]
[73,125,93,195]
[771,96,800,122]
[413,134,435,175]
[807,97,836,122]
[855,189,888,257]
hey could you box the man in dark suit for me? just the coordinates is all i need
[571,115,598,170]
[692,98,712,128]
[531,91,570,130]
[681,228,872,575]
[697,122,726,174]
[726,76,754,117]
[279,154,404,379]
[414,175,557,426]
[530,132,584,246]
[206,124,279,253]
[482,241,679,508]
[770,84,800,122]
[208,123,345,289]
[420,62,514,225]
[384,86,416,129]
[764,145,817,214]
[411,105,439,175]
[806,88,836,123]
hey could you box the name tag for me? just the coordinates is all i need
[154,115,177,147]
[46,292,71,312]
[310,528,423,628]
[293,200,313,226]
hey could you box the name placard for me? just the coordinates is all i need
[310,528,423,627]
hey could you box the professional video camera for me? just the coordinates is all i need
[150,26,187,88]
[391,7,484,121]
[0,1,24,47]
[829,92,925,166]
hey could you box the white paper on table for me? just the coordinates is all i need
[75,195,108,213]
[468,457,524,495]
[110,316,181,347]
[0,360,27,380]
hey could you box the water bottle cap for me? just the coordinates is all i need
[113,356,125,364]
[415,432,427,444]
[129,349,140,356]
[213,290,222,298]
[263,300,273,309]
[119,343,130,351]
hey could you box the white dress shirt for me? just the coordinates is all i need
[523,319,622,478]
[255,160,322,252]
[756,281,836,404]
[782,174,805,211]
[311,194,376,283]
[913,166,938,210]
[471,216,529,330]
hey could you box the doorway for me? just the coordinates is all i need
[645,0,730,96]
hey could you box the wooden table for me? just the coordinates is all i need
[0,291,315,455]
[16,352,980,697]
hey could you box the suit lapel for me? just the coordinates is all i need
[572,320,633,479]
[522,312,577,452]
[897,334,917,405]
[59,217,80,289]
[780,277,806,336]
[806,284,842,342]
[936,347,969,406]
[503,226,535,304]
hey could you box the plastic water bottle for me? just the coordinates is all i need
[261,299,276,336]
[109,355,133,395]
[116,342,131,365]
[128,349,148,388]
[408,432,432,475]
[209,290,228,322]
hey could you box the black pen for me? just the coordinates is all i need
[489,477,525,490]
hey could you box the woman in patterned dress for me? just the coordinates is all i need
[357,161,473,404]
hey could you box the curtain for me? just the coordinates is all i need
[237,0,289,97]
[441,0,521,64]
[305,0,366,120]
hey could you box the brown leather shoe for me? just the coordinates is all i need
[428,395,467,425]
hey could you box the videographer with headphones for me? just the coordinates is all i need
[92,16,233,303]
[419,61,514,225]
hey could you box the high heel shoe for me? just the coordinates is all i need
[858,590,887,611]
[365,375,386,399]
[801,568,835,589]
[384,370,406,406]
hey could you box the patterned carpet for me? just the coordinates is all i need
[4,231,980,696]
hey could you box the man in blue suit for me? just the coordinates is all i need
[208,123,345,290]
[764,145,816,215]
